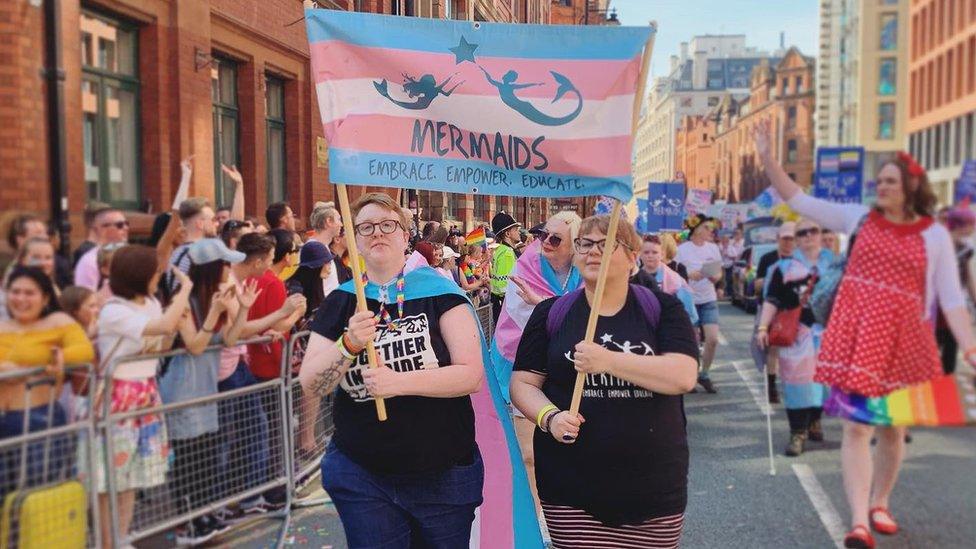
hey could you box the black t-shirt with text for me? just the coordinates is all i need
[310,289,474,475]
[513,288,699,525]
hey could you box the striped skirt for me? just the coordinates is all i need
[542,502,685,548]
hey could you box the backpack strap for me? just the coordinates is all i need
[545,284,661,338]
[629,283,661,330]
[546,288,584,338]
[847,214,869,255]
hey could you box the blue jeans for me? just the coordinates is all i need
[217,361,270,502]
[0,404,69,500]
[321,443,484,549]
[695,300,720,326]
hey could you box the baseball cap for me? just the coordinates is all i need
[778,222,797,238]
[188,238,246,265]
[442,245,460,260]
[299,240,334,268]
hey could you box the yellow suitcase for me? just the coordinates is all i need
[1,377,87,549]
[1,480,87,549]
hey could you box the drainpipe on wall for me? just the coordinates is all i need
[43,0,70,256]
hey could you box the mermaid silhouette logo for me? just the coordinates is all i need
[478,66,583,127]
[373,73,463,110]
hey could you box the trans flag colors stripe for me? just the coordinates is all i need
[306,9,653,203]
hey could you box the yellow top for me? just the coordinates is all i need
[0,319,95,368]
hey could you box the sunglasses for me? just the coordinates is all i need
[642,234,661,244]
[537,230,563,248]
[796,227,821,238]
[100,220,129,230]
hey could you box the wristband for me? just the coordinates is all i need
[543,409,559,433]
[336,335,357,360]
[342,333,364,355]
[757,326,768,332]
[536,404,558,429]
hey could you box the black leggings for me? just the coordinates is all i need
[786,407,823,433]
[936,327,958,375]
[170,433,221,515]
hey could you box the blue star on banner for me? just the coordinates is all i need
[449,36,478,64]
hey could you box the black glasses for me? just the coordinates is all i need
[537,230,563,248]
[573,237,632,255]
[796,227,821,238]
[355,219,403,237]
[101,220,128,230]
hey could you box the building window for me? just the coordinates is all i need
[880,13,897,51]
[212,57,239,208]
[707,96,720,107]
[795,76,803,93]
[878,103,895,140]
[786,139,797,163]
[787,106,797,129]
[266,76,286,204]
[879,58,897,95]
[474,193,489,221]
[80,10,140,208]
[781,78,788,96]
[392,0,415,15]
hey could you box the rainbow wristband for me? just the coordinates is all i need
[536,404,558,429]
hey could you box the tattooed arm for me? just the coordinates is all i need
[298,332,354,397]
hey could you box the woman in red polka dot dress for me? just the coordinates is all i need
[754,120,976,549]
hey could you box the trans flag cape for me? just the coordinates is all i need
[306,9,652,202]
[654,264,698,326]
[337,266,543,548]
[490,240,581,401]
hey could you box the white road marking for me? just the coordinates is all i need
[792,464,847,549]
[731,360,771,415]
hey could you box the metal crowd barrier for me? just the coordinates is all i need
[1,302,501,549]
[98,336,293,548]
[0,364,100,549]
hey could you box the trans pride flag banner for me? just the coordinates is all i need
[306,10,653,203]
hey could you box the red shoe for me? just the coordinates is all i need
[843,525,876,548]
[869,507,899,535]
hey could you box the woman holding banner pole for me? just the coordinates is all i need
[754,119,976,548]
[510,215,698,549]
[299,192,487,548]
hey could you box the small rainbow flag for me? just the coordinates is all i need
[466,227,487,248]
[826,370,976,426]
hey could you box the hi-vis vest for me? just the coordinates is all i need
[491,244,516,296]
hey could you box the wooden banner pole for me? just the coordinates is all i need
[568,27,657,418]
[336,184,388,421]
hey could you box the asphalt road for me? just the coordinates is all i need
[213,302,976,548]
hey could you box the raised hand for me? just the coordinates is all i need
[511,275,543,305]
[221,164,244,185]
[752,119,772,160]
[180,155,194,177]
[237,280,262,309]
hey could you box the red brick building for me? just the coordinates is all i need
[674,115,717,193]
[711,48,816,202]
[1,0,578,255]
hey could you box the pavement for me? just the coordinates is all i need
[212,302,976,548]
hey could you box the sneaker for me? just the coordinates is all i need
[698,377,718,394]
[808,419,824,442]
[240,498,272,516]
[785,432,806,457]
[175,519,218,547]
[213,506,245,523]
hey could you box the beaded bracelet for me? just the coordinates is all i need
[542,409,559,433]
[536,404,558,429]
